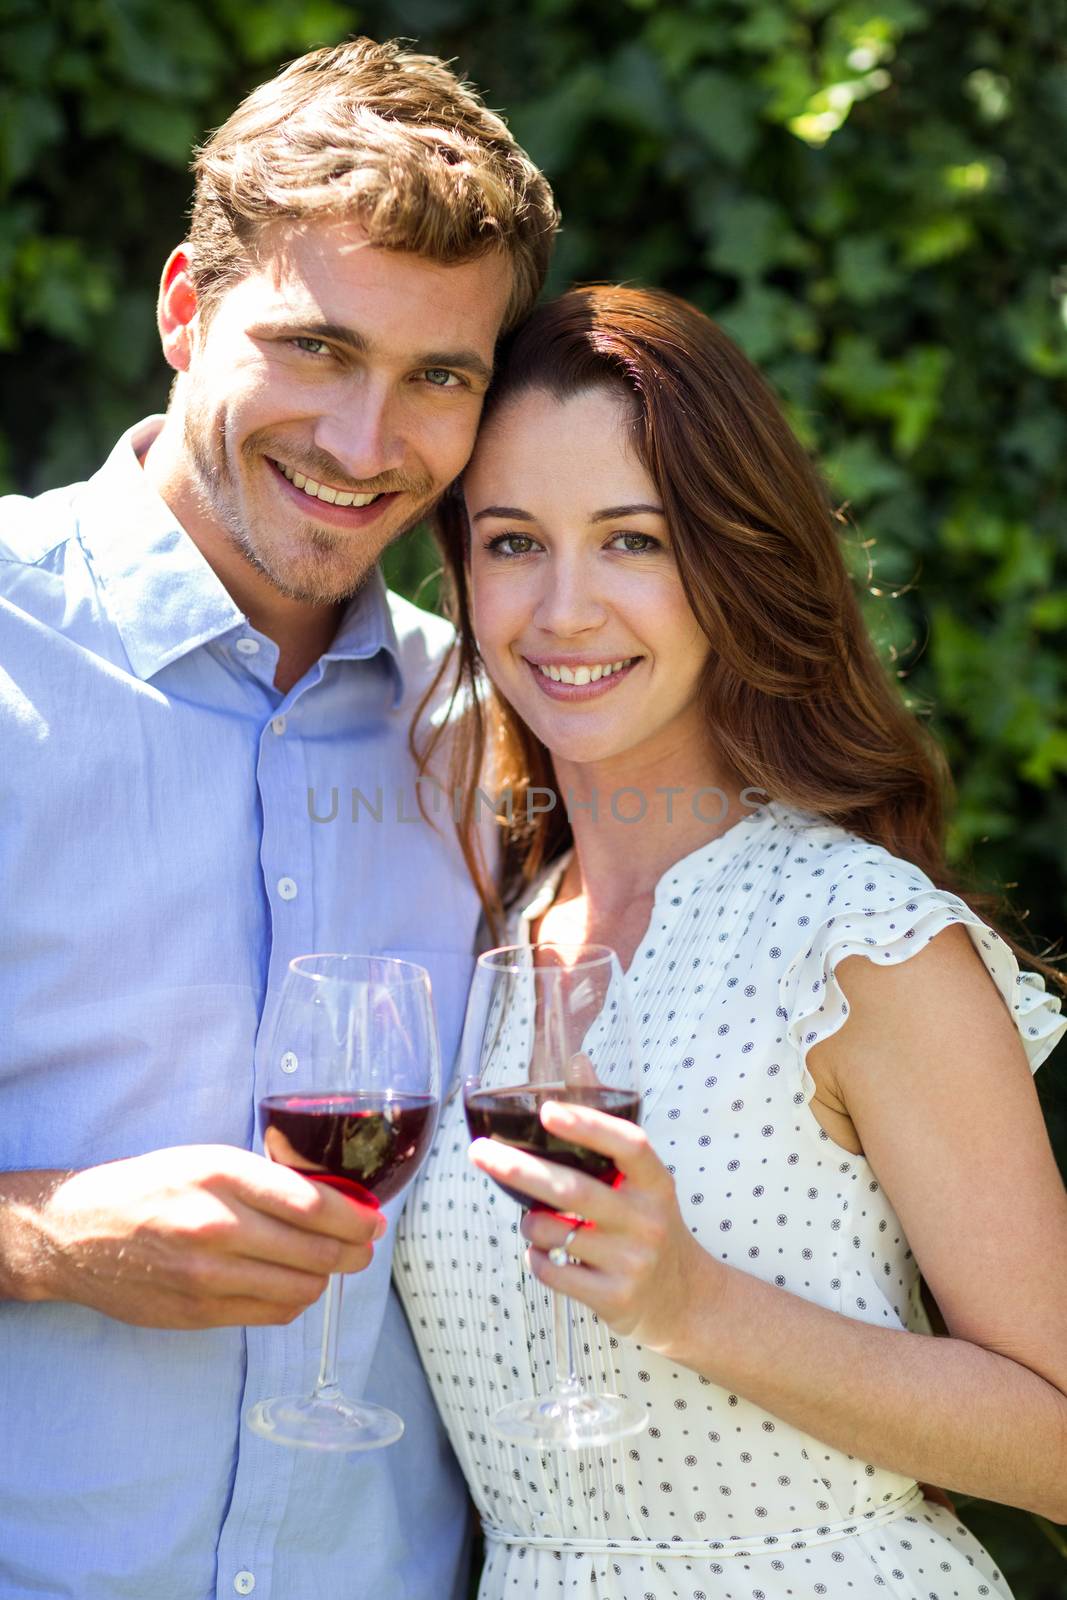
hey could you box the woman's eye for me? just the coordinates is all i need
[423,368,462,388]
[611,531,660,553]
[485,533,537,557]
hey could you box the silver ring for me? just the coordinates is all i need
[547,1222,584,1268]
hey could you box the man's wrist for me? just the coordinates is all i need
[0,1171,68,1303]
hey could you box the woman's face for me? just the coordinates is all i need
[464,385,711,770]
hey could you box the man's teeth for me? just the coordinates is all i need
[538,659,633,685]
[276,461,380,507]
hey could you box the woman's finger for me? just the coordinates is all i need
[526,1245,622,1313]
[469,1137,616,1220]
[521,1209,615,1270]
[538,1100,665,1188]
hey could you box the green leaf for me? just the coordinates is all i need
[608,42,675,137]
[1003,275,1067,379]
[1030,593,1067,632]
[899,214,976,268]
[834,235,900,305]
[986,525,1055,602]
[17,237,115,345]
[0,91,64,190]
[679,70,764,166]
[705,196,811,279]
[0,15,60,86]
[716,283,818,363]
[824,435,908,506]
[508,69,604,170]
[643,12,725,77]
[821,333,896,410]
[736,6,802,54]
[215,0,351,61]
[1020,730,1067,789]
[119,98,203,165]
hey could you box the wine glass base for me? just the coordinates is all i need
[246,1391,404,1452]
[491,1390,647,1450]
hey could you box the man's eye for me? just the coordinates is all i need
[292,337,330,356]
[485,533,537,557]
[423,368,462,387]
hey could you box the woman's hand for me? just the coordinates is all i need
[469,1101,724,1355]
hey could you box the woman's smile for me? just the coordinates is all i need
[522,653,642,699]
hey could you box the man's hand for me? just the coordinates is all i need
[5,1145,385,1329]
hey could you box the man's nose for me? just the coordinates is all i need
[313,383,405,484]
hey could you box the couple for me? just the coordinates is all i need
[1,35,1064,1600]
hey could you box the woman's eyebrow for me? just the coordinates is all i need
[470,505,534,522]
[590,503,664,521]
[470,502,665,524]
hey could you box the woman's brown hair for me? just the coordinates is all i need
[417,283,1062,991]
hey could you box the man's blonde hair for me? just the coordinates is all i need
[188,37,558,329]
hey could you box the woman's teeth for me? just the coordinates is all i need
[275,461,380,507]
[537,659,633,685]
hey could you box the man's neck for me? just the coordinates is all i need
[140,417,343,692]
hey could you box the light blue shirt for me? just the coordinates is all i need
[0,420,477,1600]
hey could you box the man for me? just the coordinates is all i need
[0,38,556,1599]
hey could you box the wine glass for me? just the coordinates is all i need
[246,953,440,1451]
[461,942,647,1449]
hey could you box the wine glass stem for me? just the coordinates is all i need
[314,1272,344,1399]
[552,1287,583,1398]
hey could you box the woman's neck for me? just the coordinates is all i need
[550,733,747,914]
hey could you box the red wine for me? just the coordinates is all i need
[464,1082,641,1209]
[260,1092,437,1206]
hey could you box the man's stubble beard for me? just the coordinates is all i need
[181,396,437,606]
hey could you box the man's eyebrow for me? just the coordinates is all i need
[421,348,494,384]
[471,502,667,524]
[260,320,493,382]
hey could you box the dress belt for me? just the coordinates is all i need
[483,1481,925,1560]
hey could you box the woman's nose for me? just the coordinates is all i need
[533,558,608,637]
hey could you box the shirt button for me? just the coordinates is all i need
[233,1573,256,1595]
[280,1051,298,1074]
[271,715,287,735]
[277,877,298,901]
[235,638,260,656]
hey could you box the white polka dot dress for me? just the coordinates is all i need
[394,801,1065,1600]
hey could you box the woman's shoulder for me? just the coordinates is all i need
[763,805,1065,1076]
[766,803,940,901]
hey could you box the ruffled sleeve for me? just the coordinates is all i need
[778,851,1066,1107]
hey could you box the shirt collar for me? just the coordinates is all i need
[76,417,403,700]
[320,566,404,708]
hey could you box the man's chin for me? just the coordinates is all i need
[230,488,440,604]
[257,554,378,607]
[235,524,390,604]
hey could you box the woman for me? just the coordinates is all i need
[393,286,1067,1599]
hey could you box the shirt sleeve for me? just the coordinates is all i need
[777,859,1066,1108]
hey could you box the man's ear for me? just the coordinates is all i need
[157,247,199,372]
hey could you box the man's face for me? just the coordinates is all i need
[172,219,513,604]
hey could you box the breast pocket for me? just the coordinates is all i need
[375,948,474,1100]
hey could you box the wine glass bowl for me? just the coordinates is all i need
[246,954,440,1451]
[461,942,647,1448]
